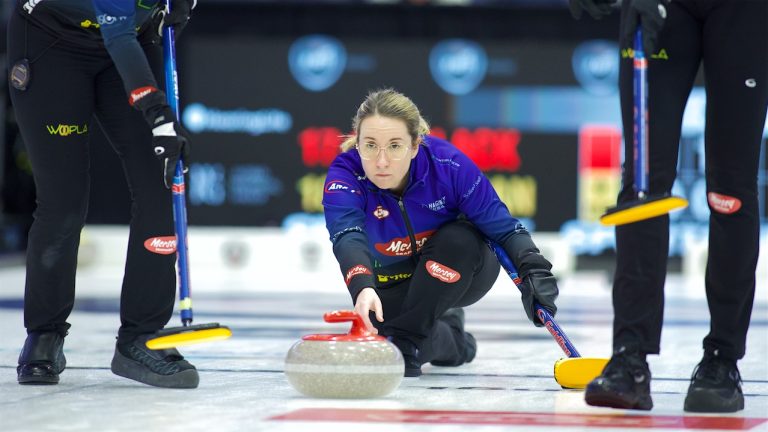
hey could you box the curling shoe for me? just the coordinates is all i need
[431,308,477,366]
[18,331,67,385]
[389,337,422,377]
[463,332,477,364]
[111,333,199,388]
[584,347,653,410]
[684,351,744,413]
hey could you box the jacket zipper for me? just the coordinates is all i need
[397,198,419,261]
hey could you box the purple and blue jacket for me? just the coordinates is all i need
[323,135,535,300]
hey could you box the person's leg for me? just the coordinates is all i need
[9,16,96,384]
[611,0,701,356]
[93,45,197,389]
[425,241,498,367]
[92,45,176,343]
[684,0,768,413]
[586,0,702,410]
[381,220,499,375]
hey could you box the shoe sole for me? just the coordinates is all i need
[404,367,422,378]
[684,390,744,413]
[17,361,65,385]
[18,376,59,385]
[585,386,653,411]
[111,350,199,389]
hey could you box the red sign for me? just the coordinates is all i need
[299,127,344,168]
[269,408,766,430]
[578,125,621,170]
[452,127,522,172]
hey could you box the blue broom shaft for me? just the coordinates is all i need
[489,241,581,358]
[163,6,193,325]
[633,28,649,197]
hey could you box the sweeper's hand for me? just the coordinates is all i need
[519,269,559,327]
[150,108,190,188]
[569,0,617,20]
[129,86,190,188]
[354,287,384,334]
[621,0,669,56]
[152,0,197,40]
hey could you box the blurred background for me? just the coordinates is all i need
[0,0,766,287]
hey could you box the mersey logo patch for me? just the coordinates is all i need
[325,180,358,194]
[345,265,372,285]
[425,260,461,283]
[373,206,390,219]
[375,230,435,256]
[707,192,741,214]
[144,236,177,255]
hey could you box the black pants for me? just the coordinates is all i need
[373,220,500,365]
[613,0,768,359]
[8,13,176,342]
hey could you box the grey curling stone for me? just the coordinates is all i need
[284,310,404,398]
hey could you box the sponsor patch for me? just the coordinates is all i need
[46,124,88,137]
[375,231,435,256]
[325,180,358,194]
[423,196,446,212]
[707,192,741,214]
[345,264,372,285]
[377,273,411,283]
[144,236,177,255]
[425,260,461,283]
[373,205,390,219]
[129,86,158,106]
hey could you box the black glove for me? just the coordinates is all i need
[569,0,617,20]
[519,269,559,327]
[130,87,190,188]
[152,0,196,40]
[502,232,559,327]
[151,107,190,188]
[622,0,669,56]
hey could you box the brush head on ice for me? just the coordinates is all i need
[145,323,232,350]
[600,195,688,226]
[554,357,609,389]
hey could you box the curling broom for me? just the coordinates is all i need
[488,241,607,389]
[146,0,232,350]
[600,28,687,226]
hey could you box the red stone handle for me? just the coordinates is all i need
[323,310,371,337]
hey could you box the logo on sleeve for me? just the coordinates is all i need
[325,180,358,194]
[345,265,372,285]
[129,86,158,106]
[425,260,461,283]
[144,236,177,255]
[707,192,741,214]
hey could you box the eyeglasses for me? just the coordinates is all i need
[356,142,410,161]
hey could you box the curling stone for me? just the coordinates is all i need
[284,310,404,398]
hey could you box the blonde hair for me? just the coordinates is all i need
[340,88,430,152]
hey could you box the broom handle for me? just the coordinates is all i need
[488,241,582,358]
[633,28,649,199]
[162,1,193,326]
